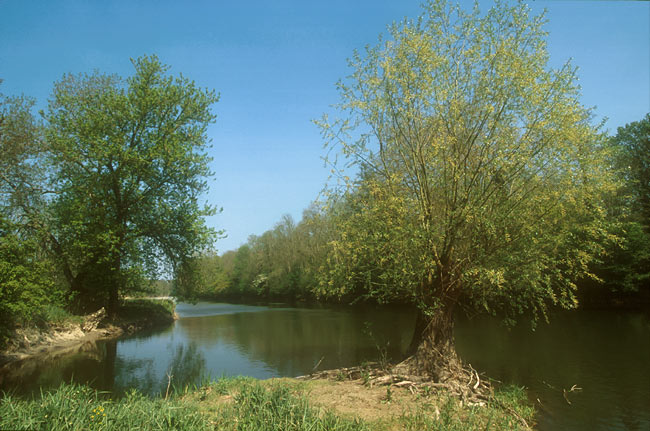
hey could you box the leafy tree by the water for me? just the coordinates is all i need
[43,55,220,315]
[317,0,617,378]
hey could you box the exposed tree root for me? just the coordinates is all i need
[298,361,490,403]
[297,358,532,430]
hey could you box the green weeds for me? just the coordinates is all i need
[0,379,534,431]
[0,384,207,431]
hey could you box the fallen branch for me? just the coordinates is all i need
[312,356,324,372]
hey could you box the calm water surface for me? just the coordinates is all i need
[1,302,648,431]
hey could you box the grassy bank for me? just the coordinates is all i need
[111,298,177,332]
[0,377,534,431]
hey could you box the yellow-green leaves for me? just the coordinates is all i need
[319,0,616,323]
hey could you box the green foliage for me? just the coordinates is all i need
[585,113,650,303]
[118,298,176,322]
[0,381,368,431]
[0,85,48,225]
[1,56,221,322]
[594,221,650,294]
[0,384,209,431]
[0,84,64,334]
[173,252,230,300]
[317,0,616,330]
[0,214,62,333]
[182,205,335,303]
[39,55,220,314]
[611,113,650,229]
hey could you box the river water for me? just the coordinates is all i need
[1,302,648,430]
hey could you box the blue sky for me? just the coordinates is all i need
[1,0,648,253]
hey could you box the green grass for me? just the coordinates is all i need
[203,379,368,430]
[40,305,85,327]
[0,384,208,431]
[0,380,366,431]
[118,298,176,321]
[0,379,534,431]
[399,385,534,431]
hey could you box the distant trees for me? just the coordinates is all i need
[316,0,617,378]
[591,114,650,298]
[0,56,220,324]
[177,206,334,303]
[611,114,650,230]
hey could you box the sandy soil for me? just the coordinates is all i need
[305,379,426,423]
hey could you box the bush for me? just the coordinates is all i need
[0,216,63,334]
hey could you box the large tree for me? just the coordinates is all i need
[44,55,219,315]
[318,0,616,382]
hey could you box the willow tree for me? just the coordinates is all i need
[318,0,616,380]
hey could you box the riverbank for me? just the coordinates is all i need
[0,299,177,366]
[0,376,534,430]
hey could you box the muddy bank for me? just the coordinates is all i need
[0,301,177,367]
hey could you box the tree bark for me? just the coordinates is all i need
[399,301,461,381]
[107,282,119,318]
[106,255,121,318]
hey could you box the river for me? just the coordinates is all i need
[1,302,648,430]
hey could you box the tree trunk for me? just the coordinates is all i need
[107,256,121,318]
[399,301,462,381]
[107,282,119,318]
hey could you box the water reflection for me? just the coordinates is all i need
[0,303,413,397]
[0,340,116,397]
[455,310,650,431]
[111,342,206,396]
[175,305,412,377]
[2,303,648,431]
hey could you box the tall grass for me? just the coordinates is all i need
[0,380,366,431]
[0,379,533,431]
[0,384,207,431]
[400,385,534,431]
[208,380,368,431]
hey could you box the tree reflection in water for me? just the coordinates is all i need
[111,343,206,396]
[174,305,414,377]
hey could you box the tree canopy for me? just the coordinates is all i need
[317,0,616,378]
[43,55,220,314]
[0,57,220,320]
[593,114,650,298]
[611,113,650,230]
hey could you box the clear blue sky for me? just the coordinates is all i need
[1,0,648,253]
